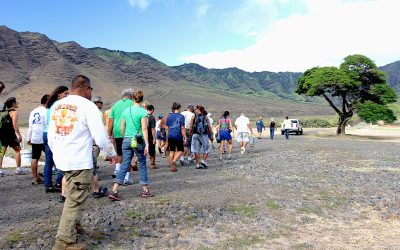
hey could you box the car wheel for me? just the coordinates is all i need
[300,130,303,135]
[296,131,299,135]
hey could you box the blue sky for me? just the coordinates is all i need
[1,0,399,72]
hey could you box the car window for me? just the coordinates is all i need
[291,120,298,123]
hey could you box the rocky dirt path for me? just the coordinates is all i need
[0,133,399,249]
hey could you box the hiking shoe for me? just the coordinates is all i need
[200,161,209,169]
[52,239,86,250]
[32,178,44,186]
[108,192,122,201]
[15,168,28,175]
[0,170,6,177]
[59,195,66,203]
[122,178,133,186]
[227,154,232,160]
[195,164,203,169]
[76,224,86,235]
[141,191,154,198]
[111,169,118,178]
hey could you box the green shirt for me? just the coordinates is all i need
[122,106,147,138]
[109,98,133,138]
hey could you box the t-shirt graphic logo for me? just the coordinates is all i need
[52,104,78,136]
[32,112,41,124]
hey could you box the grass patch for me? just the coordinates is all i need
[265,200,281,210]
[229,204,257,217]
[152,196,172,205]
[185,214,197,223]
[5,229,35,248]
[224,235,263,248]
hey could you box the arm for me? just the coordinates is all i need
[181,125,186,143]
[120,118,126,137]
[86,105,117,160]
[107,118,114,137]
[247,122,253,135]
[188,115,195,136]
[27,112,33,144]
[141,117,149,155]
[10,111,22,142]
[152,128,156,144]
[206,116,213,136]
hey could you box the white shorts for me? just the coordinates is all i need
[236,132,249,142]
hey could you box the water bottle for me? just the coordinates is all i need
[20,135,25,150]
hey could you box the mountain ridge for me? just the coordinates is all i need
[0,25,398,119]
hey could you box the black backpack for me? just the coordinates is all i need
[0,110,14,133]
[193,115,208,135]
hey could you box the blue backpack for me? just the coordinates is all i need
[193,115,208,135]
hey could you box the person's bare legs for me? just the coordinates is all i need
[92,175,99,193]
[61,176,66,197]
[0,146,7,174]
[13,146,21,167]
[31,159,40,180]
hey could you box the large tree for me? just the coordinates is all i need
[296,55,398,135]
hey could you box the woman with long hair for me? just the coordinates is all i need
[165,102,186,172]
[43,86,69,195]
[216,111,234,160]
[0,97,24,176]
[108,90,153,201]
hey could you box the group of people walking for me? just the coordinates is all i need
[0,76,294,250]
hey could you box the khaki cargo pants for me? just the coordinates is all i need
[56,169,92,243]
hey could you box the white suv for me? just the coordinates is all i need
[281,119,303,135]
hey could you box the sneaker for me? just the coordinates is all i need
[52,239,86,250]
[112,169,118,178]
[54,183,62,193]
[219,156,223,160]
[108,192,122,201]
[187,157,194,162]
[15,168,28,175]
[179,159,185,166]
[0,170,5,177]
[122,178,133,186]
[45,186,55,193]
[228,154,232,160]
[240,147,245,154]
[195,164,203,169]
[200,161,209,169]
[93,192,102,198]
[32,178,44,186]
[141,191,154,198]
[58,195,66,203]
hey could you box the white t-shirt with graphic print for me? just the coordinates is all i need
[48,95,116,171]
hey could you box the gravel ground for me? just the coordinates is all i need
[0,132,399,249]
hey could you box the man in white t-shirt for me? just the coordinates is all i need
[235,113,253,154]
[48,75,117,250]
[27,94,49,185]
[180,105,195,163]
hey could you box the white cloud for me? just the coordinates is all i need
[196,2,210,18]
[128,0,151,10]
[183,0,400,72]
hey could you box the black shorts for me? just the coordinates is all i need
[148,142,156,157]
[115,137,123,156]
[168,138,184,152]
[31,143,45,160]
[0,133,19,148]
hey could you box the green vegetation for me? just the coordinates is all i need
[357,101,397,124]
[297,54,398,134]
[229,204,257,217]
[125,210,146,218]
[265,200,281,210]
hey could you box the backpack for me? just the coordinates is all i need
[0,110,14,134]
[193,115,208,135]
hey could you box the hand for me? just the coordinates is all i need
[17,135,22,143]
[144,146,149,156]
[27,139,32,145]
[153,139,156,145]
[108,155,117,165]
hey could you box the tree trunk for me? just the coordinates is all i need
[336,114,352,135]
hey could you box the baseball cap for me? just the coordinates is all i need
[92,96,103,103]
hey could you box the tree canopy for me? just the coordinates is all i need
[296,54,398,134]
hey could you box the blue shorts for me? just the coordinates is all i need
[156,131,166,141]
[219,130,232,141]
